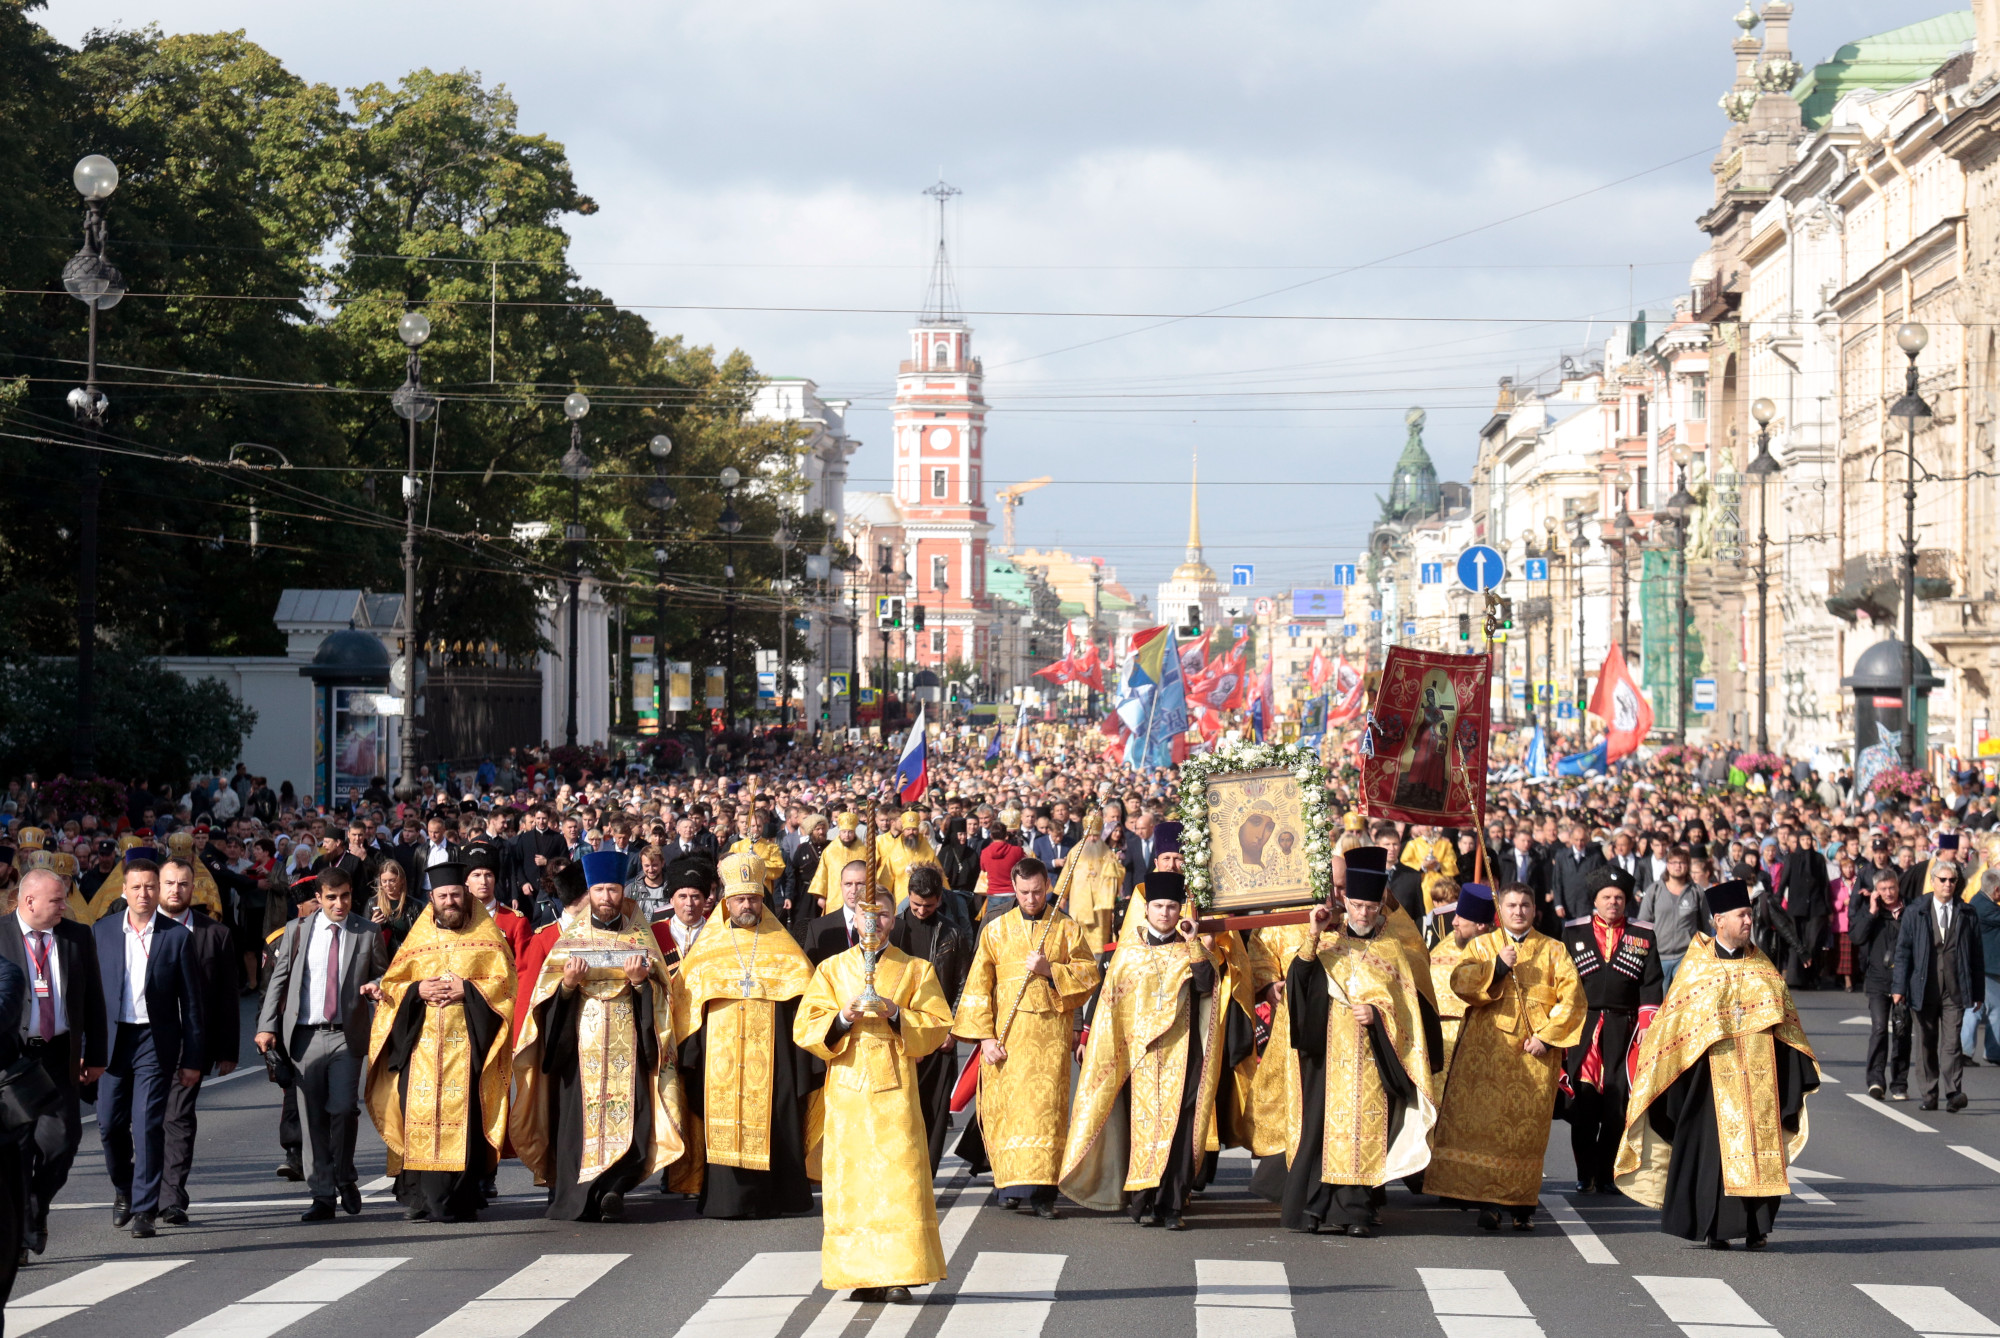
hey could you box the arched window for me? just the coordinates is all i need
[933,341,949,368]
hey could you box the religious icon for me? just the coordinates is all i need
[1201,767,1316,913]
[1392,671,1458,812]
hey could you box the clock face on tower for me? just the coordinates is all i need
[928,427,952,451]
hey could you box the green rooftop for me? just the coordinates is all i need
[1792,9,1974,131]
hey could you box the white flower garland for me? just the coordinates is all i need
[1172,738,1334,909]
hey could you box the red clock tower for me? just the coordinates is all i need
[894,179,992,670]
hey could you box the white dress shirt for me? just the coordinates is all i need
[300,913,345,1025]
[668,918,703,955]
[120,913,157,1025]
[17,914,66,1037]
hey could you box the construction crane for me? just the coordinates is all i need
[996,476,1051,551]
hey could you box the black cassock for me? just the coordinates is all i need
[890,907,973,1174]
[1249,941,1416,1230]
[677,997,820,1219]
[1121,935,1223,1221]
[1650,948,1818,1243]
[381,988,504,1222]
[536,980,660,1221]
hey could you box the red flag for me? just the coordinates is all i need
[1078,640,1105,692]
[1179,636,1208,680]
[1307,647,1330,693]
[1589,642,1653,761]
[1326,655,1366,724]
[1187,647,1246,712]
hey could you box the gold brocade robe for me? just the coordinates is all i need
[670,906,815,1171]
[1247,920,1315,1157]
[1614,935,1819,1206]
[1425,928,1586,1207]
[365,902,517,1175]
[952,907,1101,1188]
[1428,936,1476,1083]
[806,837,870,915]
[1300,927,1437,1186]
[509,910,687,1187]
[874,833,939,901]
[796,944,953,1291]
[1055,842,1126,954]
[1059,930,1224,1207]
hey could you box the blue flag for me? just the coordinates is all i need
[1556,740,1607,778]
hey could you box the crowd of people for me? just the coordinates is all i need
[0,733,1987,1301]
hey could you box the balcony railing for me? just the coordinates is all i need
[1823,550,1954,624]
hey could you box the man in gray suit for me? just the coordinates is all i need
[254,867,389,1222]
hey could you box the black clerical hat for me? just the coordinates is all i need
[1704,879,1751,916]
[1344,845,1388,903]
[1145,871,1187,904]
[425,862,467,891]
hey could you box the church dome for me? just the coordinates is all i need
[1382,407,1440,523]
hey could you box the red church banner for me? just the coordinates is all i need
[1358,646,1492,828]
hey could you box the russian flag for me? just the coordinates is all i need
[895,703,929,802]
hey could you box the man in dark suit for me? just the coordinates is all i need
[0,869,106,1257]
[255,866,390,1222]
[1777,827,1831,988]
[1551,821,1606,924]
[156,858,241,1225]
[802,856,872,966]
[889,865,974,1172]
[91,858,206,1239]
[1894,859,1986,1113]
[512,807,565,905]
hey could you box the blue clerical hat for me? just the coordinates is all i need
[1455,882,1495,925]
[580,850,627,889]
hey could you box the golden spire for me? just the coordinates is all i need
[1186,452,1202,562]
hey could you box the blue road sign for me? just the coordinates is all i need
[1232,623,1246,639]
[1332,564,1357,587]
[1456,545,1506,592]
[1525,557,1549,582]
[1287,625,1303,638]
[1420,562,1444,585]
[1232,564,1254,587]
[1510,677,1526,700]
[1403,621,1418,636]
[1557,701,1577,720]
[1536,682,1553,704]
[1292,588,1342,618]
[1369,609,1384,622]
[1342,623,1358,637]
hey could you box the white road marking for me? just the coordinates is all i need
[1849,1090,1938,1133]
[1951,1145,2000,1175]
[672,1252,823,1338]
[1634,1275,1779,1336]
[1417,1268,1545,1338]
[168,1256,408,1338]
[1788,1167,1843,1180]
[1789,1180,1835,1206]
[800,1298,863,1338]
[861,1173,979,1338]
[1538,1195,1617,1264]
[7,1260,190,1335]
[1842,1016,1871,1026]
[416,1254,627,1338]
[933,1253,1066,1338]
[1855,1282,2000,1336]
[1196,1260,1293,1338]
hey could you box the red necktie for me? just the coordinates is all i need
[323,927,341,1023]
[32,933,53,1041]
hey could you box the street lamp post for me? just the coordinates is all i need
[1566,510,1590,738]
[773,522,796,728]
[1612,469,1636,651]
[390,312,435,799]
[1522,535,1539,737]
[1662,448,1697,744]
[560,392,592,749]
[62,154,124,778]
[1891,322,1933,769]
[841,552,863,729]
[644,433,675,729]
[717,467,743,733]
[1746,397,1782,754]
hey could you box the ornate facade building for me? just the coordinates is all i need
[1154,460,1224,635]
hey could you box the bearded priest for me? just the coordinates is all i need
[796,886,954,1303]
[1615,879,1820,1250]
[364,864,516,1224]
[510,851,684,1223]
[803,811,871,921]
[672,852,821,1219]
[875,809,939,903]
[1249,851,1435,1237]
[1058,871,1223,1230]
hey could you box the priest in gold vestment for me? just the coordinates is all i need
[1425,883,1586,1229]
[1615,879,1819,1249]
[673,853,821,1219]
[952,856,1100,1216]
[1060,872,1225,1228]
[364,866,516,1224]
[1054,811,1127,955]
[875,809,939,902]
[1427,883,1494,1080]
[1246,917,1316,1158]
[796,889,953,1302]
[804,811,870,919]
[511,851,684,1222]
[1248,857,1435,1237]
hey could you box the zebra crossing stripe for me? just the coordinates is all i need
[1633,1275,1779,1336]
[671,1252,823,1338]
[1416,1267,1545,1338]
[1538,1194,1617,1264]
[415,1254,628,1338]
[1195,1260,1294,1338]
[934,1252,1066,1338]
[166,1256,409,1338]
[1855,1283,2000,1336]
[7,1260,191,1336]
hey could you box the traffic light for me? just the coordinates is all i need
[1499,598,1514,629]
[876,598,903,629]
[912,604,926,632]
[1457,612,1471,642]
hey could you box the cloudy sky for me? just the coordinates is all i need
[44,0,1966,603]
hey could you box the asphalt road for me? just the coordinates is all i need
[9,983,2000,1338]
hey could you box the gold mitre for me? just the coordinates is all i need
[15,827,46,851]
[717,852,766,892]
[834,809,859,834]
[1083,810,1105,837]
[899,810,922,832]
[1342,812,1366,833]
